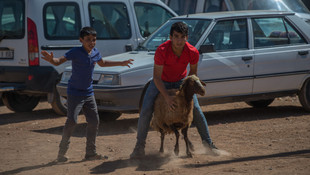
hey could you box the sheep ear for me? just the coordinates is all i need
[200,80,206,86]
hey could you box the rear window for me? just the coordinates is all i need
[0,0,25,39]
[252,17,307,48]
[43,2,81,40]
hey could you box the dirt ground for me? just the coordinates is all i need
[0,96,310,175]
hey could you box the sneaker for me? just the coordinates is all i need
[202,141,221,156]
[130,146,145,159]
[84,153,107,161]
[57,155,68,162]
[203,141,231,156]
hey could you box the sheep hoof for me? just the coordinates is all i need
[159,149,164,153]
[174,149,179,156]
[189,143,195,152]
[187,152,193,158]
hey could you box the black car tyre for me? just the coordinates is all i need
[2,92,40,112]
[98,111,122,122]
[51,88,67,116]
[245,99,274,108]
[298,78,310,112]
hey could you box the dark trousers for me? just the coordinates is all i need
[58,95,99,156]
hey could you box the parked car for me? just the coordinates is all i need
[0,0,176,115]
[57,10,310,121]
[161,0,310,25]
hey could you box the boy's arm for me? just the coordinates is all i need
[97,59,134,68]
[41,50,67,66]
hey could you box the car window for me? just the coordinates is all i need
[43,2,81,40]
[134,2,174,38]
[229,0,310,14]
[89,2,131,39]
[141,19,211,51]
[0,0,25,39]
[203,19,248,51]
[204,0,228,12]
[167,0,197,15]
[252,17,307,48]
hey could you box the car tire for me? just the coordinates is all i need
[98,111,122,122]
[245,99,274,108]
[51,88,67,116]
[2,92,40,112]
[298,78,310,112]
[139,81,151,113]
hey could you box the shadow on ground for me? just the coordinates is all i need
[1,149,309,175]
[90,154,172,174]
[184,149,310,168]
[31,105,308,137]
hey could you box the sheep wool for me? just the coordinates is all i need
[151,75,206,157]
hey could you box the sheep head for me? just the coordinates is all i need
[181,75,206,96]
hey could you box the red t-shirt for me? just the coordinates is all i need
[154,40,199,82]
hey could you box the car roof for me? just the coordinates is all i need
[173,10,295,20]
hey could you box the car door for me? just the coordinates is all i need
[251,16,310,93]
[198,18,254,101]
[83,0,137,57]
[39,0,83,73]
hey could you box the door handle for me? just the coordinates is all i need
[242,56,253,61]
[298,51,309,56]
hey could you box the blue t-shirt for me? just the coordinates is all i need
[64,47,102,96]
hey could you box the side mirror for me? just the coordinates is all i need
[199,44,215,54]
[125,44,133,52]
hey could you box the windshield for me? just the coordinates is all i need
[0,0,25,39]
[230,0,310,14]
[138,19,212,51]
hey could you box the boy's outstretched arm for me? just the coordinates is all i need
[97,59,134,68]
[41,50,67,66]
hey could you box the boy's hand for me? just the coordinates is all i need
[41,51,53,63]
[122,59,134,68]
[165,95,177,111]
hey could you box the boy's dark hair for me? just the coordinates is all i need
[80,27,97,38]
[170,22,188,36]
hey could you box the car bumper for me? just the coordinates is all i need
[57,83,144,112]
[0,66,60,93]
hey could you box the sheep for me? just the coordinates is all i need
[151,75,206,157]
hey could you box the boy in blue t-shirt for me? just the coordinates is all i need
[41,27,133,162]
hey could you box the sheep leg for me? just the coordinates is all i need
[159,128,165,153]
[182,126,194,157]
[171,125,180,156]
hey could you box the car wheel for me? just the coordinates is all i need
[2,92,40,112]
[139,81,151,113]
[245,99,274,108]
[51,88,67,116]
[298,78,310,112]
[98,111,122,122]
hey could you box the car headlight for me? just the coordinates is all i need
[97,74,120,85]
[60,71,72,83]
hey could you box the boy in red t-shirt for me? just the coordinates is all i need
[131,22,224,158]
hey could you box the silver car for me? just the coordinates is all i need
[57,10,310,121]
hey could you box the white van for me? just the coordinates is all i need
[162,0,310,25]
[0,0,176,115]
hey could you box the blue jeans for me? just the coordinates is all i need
[136,79,213,147]
[58,95,99,156]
